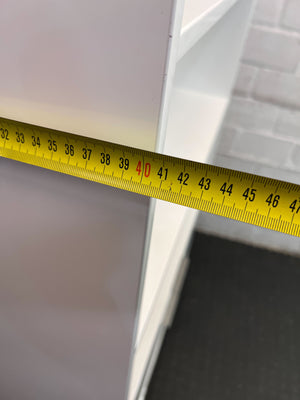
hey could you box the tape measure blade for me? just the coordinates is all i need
[0,116,299,237]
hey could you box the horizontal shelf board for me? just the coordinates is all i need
[182,0,221,27]
[178,0,239,61]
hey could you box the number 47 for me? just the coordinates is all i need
[290,200,300,214]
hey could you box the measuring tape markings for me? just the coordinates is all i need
[0,116,300,237]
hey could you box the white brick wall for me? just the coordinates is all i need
[254,70,300,109]
[243,27,300,72]
[253,0,284,26]
[197,0,300,255]
[282,0,300,30]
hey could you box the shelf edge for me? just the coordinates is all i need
[178,0,239,61]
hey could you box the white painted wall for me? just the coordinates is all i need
[196,0,300,255]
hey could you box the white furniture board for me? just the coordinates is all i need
[177,0,254,99]
[0,0,174,151]
[129,207,198,400]
[130,92,228,400]
[182,0,223,27]
[0,157,149,400]
[0,0,256,399]
[0,1,175,399]
[137,90,228,342]
[131,0,256,398]
[179,0,239,60]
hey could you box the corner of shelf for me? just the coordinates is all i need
[178,0,239,61]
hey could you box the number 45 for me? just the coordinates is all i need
[243,188,256,202]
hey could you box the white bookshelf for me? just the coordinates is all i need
[0,1,255,399]
[130,0,255,398]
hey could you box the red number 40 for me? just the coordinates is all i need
[136,161,151,177]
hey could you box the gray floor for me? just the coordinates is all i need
[146,232,300,400]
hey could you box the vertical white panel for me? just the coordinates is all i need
[0,0,174,150]
[132,0,256,398]
[0,158,150,399]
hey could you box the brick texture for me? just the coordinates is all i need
[254,70,300,109]
[229,132,293,167]
[233,63,257,96]
[253,0,284,26]
[290,145,300,171]
[243,27,300,72]
[275,108,300,138]
[225,98,278,133]
[197,0,300,255]
[281,0,300,31]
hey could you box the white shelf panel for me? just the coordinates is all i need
[178,0,239,61]
[0,0,174,151]
[131,0,256,394]
[137,90,228,342]
[182,0,221,27]
[129,207,198,400]
[130,90,229,399]
[0,1,256,400]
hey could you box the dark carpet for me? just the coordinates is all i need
[146,232,300,400]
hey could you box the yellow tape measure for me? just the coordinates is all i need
[0,116,300,237]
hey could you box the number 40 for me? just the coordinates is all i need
[136,161,151,177]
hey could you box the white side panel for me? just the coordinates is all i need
[137,0,253,349]
[129,208,198,400]
[131,0,256,398]
[137,92,228,344]
[0,0,174,150]
[0,158,150,400]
